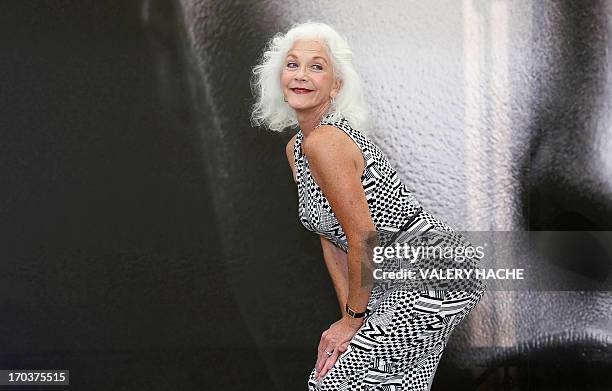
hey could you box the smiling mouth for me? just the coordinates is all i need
[291,88,312,94]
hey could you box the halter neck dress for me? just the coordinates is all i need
[294,113,427,253]
[294,113,486,391]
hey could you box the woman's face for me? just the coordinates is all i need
[280,38,340,116]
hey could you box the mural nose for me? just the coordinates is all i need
[525,0,612,232]
[524,1,612,290]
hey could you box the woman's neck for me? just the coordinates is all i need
[296,103,332,137]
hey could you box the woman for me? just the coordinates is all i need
[250,21,486,391]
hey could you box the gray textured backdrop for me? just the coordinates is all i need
[1,0,611,390]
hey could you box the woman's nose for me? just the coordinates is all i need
[294,66,307,80]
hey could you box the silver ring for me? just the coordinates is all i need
[325,350,333,356]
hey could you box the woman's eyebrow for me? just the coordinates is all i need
[285,53,328,64]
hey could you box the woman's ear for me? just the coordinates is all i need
[332,78,342,98]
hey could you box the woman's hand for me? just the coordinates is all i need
[315,316,364,381]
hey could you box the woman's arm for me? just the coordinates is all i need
[303,124,379,381]
[302,125,376,322]
[285,134,298,183]
[319,235,349,316]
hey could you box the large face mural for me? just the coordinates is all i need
[171,0,612,389]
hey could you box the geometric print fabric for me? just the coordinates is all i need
[294,113,486,390]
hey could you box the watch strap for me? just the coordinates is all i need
[345,303,367,318]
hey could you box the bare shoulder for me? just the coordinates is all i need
[302,125,345,151]
[301,124,361,164]
[303,125,375,239]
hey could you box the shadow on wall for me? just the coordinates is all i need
[0,0,274,389]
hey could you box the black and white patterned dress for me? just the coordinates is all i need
[294,112,486,391]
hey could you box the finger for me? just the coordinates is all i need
[315,331,328,368]
[319,346,341,379]
[318,349,340,379]
[338,341,350,352]
[316,345,336,379]
[315,343,332,374]
[317,330,332,357]
[316,331,327,355]
[315,341,325,373]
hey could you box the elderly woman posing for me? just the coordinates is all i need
[251,21,485,391]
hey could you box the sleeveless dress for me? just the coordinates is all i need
[295,112,486,391]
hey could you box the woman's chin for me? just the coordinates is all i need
[288,102,312,111]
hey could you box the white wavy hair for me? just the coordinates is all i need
[250,21,370,133]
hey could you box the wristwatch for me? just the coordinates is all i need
[345,303,368,318]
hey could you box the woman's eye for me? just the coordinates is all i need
[285,62,322,70]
